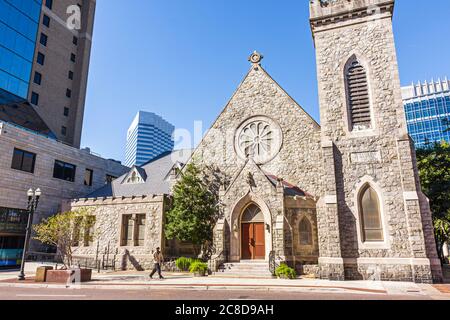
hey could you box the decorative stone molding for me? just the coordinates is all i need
[234,116,283,165]
[310,0,395,30]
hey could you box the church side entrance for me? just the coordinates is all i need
[240,204,265,260]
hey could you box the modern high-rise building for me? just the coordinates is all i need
[125,111,175,167]
[0,0,96,148]
[402,78,450,148]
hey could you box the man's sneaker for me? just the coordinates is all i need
[149,275,153,279]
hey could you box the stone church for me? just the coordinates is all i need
[68,0,443,283]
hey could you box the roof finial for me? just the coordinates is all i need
[248,51,263,65]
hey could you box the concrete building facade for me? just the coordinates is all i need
[402,79,450,148]
[0,120,128,264]
[125,111,175,167]
[28,0,96,147]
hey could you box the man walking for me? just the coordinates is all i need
[149,247,164,279]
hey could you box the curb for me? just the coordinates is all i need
[0,281,388,295]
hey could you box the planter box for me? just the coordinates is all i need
[193,271,207,277]
[46,269,92,283]
[35,266,54,282]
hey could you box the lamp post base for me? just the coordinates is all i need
[18,273,26,281]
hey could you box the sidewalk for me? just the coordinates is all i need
[1,268,448,299]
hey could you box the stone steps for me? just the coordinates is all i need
[216,262,272,277]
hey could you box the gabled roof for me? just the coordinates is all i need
[183,59,320,168]
[121,166,148,184]
[223,158,311,198]
[264,172,312,197]
[85,149,193,198]
[0,88,55,138]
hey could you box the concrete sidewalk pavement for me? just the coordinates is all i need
[0,267,449,299]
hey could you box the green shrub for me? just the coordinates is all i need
[189,261,208,274]
[175,257,201,271]
[275,264,297,279]
[176,257,191,271]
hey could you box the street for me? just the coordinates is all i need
[0,286,436,300]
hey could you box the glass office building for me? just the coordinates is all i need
[125,111,175,167]
[402,78,450,149]
[0,0,42,98]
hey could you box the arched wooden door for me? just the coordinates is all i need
[241,204,265,260]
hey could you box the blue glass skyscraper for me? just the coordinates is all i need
[0,0,42,98]
[402,78,450,149]
[125,111,175,167]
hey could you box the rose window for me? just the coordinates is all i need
[235,116,282,164]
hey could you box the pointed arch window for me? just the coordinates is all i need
[345,56,372,131]
[241,204,264,223]
[299,218,313,246]
[359,185,383,242]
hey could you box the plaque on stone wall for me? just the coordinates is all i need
[350,151,381,164]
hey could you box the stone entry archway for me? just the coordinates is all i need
[240,204,266,260]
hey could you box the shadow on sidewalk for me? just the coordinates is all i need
[443,265,450,284]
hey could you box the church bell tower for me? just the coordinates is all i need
[310,0,443,283]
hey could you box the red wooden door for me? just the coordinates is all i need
[241,223,252,260]
[241,223,265,260]
[253,223,265,260]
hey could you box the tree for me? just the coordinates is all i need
[416,141,450,264]
[33,208,96,269]
[165,162,220,258]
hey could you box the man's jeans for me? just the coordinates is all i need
[150,263,162,278]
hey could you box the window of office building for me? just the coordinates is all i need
[0,207,29,235]
[68,71,74,80]
[31,92,39,105]
[53,160,76,182]
[70,53,76,62]
[42,14,50,27]
[39,33,48,46]
[37,52,45,65]
[61,126,67,136]
[33,72,42,85]
[11,148,36,173]
[66,89,72,98]
[84,169,93,186]
[64,107,69,117]
[73,36,78,45]
[45,0,53,10]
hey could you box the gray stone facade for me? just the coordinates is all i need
[68,196,167,271]
[310,0,442,282]
[65,0,443,283]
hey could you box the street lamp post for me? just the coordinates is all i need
[18,188,41,281]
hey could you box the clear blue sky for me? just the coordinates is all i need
[81,0,450,163]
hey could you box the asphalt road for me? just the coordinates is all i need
[0,286,432,300]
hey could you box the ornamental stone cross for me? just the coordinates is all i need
[248,51,263,65]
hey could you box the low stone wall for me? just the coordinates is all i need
[343,263,434,284]
[296,264,319,277]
